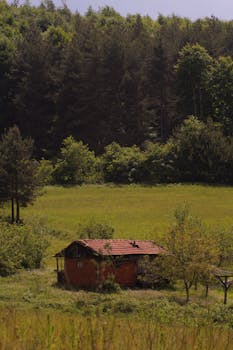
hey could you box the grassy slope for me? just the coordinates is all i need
[22,184,233,239]
[18,184,233,267]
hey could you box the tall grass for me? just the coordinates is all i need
[0,309,232,350]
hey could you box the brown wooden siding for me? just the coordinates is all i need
[63,257,138,288]
[100,260,137,287]
[64,258,97,288]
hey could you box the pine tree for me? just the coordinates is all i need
[0,126,40,223]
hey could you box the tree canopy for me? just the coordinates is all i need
[0,2,232,184]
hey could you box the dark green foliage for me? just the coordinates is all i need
[209,56,233,135]
[175,44,213,120]
[0,126,41,223]
[11,25,55,158]
[170,116,233,183]
[0,4,232,183]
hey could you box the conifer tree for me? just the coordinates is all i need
[0,126,40,223]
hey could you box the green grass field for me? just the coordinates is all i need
[22,184,233,239]
[2,184,233,349]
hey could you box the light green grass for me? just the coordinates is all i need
[22,184,233,240]
[16,183,233,268]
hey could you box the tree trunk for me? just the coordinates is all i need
[193,87,197,116]
[199,87,203,119]
[16,198,20,223]
[15,173,20,224]
[184,282,190,303]
[11,197,15,224]
[194,278,198,290]
[224,286,227,305]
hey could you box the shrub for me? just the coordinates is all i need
[114,300,138,313]
[101,274,121,293]
[0,221,49,276]
[53,136,100,185]
[102,142,146,183]
[143,141,177,183]
[36,158,54,185]
[170,116,233,183]
[77,221,114,239]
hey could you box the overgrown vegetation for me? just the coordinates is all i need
[140,206,233,302]
[0,220,48,276]
[1,308,233,350]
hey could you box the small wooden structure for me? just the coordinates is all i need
[214,269,233,304]
[55,239,165,289]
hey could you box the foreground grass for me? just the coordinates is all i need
[1,270,233,349]
[0,269,233,322]
[1,308,233,350]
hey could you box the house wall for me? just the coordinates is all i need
[64,258,97,288]
[100,260,137,287]
[63,256,138,288]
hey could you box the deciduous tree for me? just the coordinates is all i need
[175,44,212,120]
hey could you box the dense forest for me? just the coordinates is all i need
[0,1,233,183]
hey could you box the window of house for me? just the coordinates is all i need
[137,259,144,274]
[77,261,83,269]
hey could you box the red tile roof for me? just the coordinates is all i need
[76,239,165,256]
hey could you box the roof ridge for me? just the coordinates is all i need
[78,239,155,241]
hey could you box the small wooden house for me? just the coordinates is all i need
[55,239,165,289]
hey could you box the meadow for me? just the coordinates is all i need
[22,184,233,238]
[1,184,233,349]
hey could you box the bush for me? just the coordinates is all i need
[22,217,50,268]
[102,274,121,293]
[36,158,54,185]
[77,221,114,239]
[114,300,138,313]
[53,136,100,185]
[0,221,49,276]
[170,117,233,183]
[143,142,177,183]
[102,142,146,183]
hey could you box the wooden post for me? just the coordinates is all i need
[214,270,233,305]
